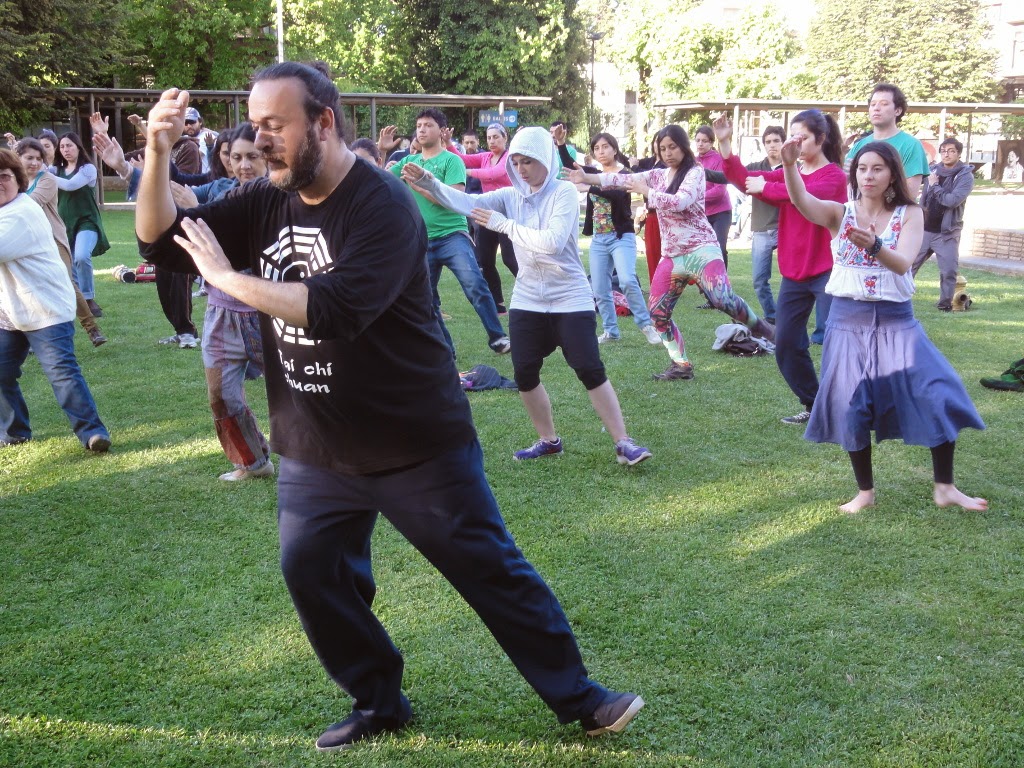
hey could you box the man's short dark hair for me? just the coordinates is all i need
[870,83,908,124]
[939,137,963,153]
[251,61,345,138]
[416,108,448,129]
[462,129,479,140]
[550,120,568,131]
[762,125,786,143]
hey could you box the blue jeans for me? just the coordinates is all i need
[72,229,98,300]
[277,438,606,724]
[775,273,832,410]
[0,322,108,446]
[750,229,778,324]
[589,232,651,337]
[428,232,506,354]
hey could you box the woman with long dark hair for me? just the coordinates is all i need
[569,124,772,381]
[782,140,986,513]
[16,138,105,346]
[53,132,110,317]
[448,123,517,312]
[561,132,660,345]
[718,109,847,424]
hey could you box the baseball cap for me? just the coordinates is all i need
[184,108,201,123]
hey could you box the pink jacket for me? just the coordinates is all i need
[450,148,512,193]
[696,150,731,217]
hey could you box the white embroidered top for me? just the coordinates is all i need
[826,203,916,302]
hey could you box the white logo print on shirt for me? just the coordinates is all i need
[262,225,333,346]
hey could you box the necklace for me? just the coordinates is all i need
[856,199,887,232]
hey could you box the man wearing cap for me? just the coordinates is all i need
[171,109,202,175]
[183,107,219,175]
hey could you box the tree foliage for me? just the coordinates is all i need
[802,0,1000,114]
[0,0,126,127]
[118,0,276,90]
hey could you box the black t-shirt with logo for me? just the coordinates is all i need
[139,158,476,474]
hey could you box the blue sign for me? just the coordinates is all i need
[478,109,518,128]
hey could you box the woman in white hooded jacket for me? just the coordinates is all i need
[403,126,651,466]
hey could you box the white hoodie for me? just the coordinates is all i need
[414,126,594,313]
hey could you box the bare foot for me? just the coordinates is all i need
[934,483,988,511]
[840,489,875,514]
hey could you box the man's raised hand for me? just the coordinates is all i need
[146,88,190,156]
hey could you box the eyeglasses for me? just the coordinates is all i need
[0,172,17,184]
[939,148,959,154]
[185,120,198,125]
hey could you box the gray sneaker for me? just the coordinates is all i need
[580,691,645,736]
[158,334,179,345]
[781,409,811,425]
[178,333,199,349]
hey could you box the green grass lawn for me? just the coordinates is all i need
[2,209,1023,767]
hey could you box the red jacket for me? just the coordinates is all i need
[724,154,847,281]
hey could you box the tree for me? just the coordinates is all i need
[802,0,1000,131]
[117,0,276,90]
[0,0,128,129]
[404,0,590,126]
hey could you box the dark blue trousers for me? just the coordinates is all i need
[277,438,605,725]
[775,272,833,410]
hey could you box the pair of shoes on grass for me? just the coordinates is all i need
[513,437,652,466]
[315,691,644,752]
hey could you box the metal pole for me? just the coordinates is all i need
[276,0,285,63]
[370,98,377,142]
[590,38,595,137]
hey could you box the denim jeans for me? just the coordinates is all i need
[72,229,98,300]
[589,232,652,337]
[277,438,606,724]
[428,232,506,354]
[0,321,108,446]
[775,273,832,410]
[750,229,778,324]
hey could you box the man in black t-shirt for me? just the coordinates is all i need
[135,62,643,752]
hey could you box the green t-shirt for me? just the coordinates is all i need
[849,130,929,180]
[391,151,468,240]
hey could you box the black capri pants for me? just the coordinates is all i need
[508,309,607,392]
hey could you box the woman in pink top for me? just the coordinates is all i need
[693,125,732,269]
[450,122,517,312]
[716,109,848,425]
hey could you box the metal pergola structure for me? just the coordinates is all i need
[53,88,551,205]
[57,87,551,145]
[652,98,1024,161]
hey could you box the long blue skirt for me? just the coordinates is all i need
[804,298,985,451]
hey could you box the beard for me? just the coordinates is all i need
[268,122,324,192]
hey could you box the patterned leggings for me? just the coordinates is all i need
[649,244,766,365]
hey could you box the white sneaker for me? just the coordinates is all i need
[597,332,620,344]
[641,325,662,344]
[158,334,179,345]
[219,461,275,481]
[178,333,198,349]
[490,336,511,354]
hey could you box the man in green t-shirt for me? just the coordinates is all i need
[392,109,509,357]
[847,83,930,199]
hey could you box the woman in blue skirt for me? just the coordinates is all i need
[780,138,986,513]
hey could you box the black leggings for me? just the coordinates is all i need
[475,226,518,308]
[848,441,956,491]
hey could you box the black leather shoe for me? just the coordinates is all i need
[315,697,411,752]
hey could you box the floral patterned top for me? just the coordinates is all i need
[826,203,916,302]
[597,166,719,257]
